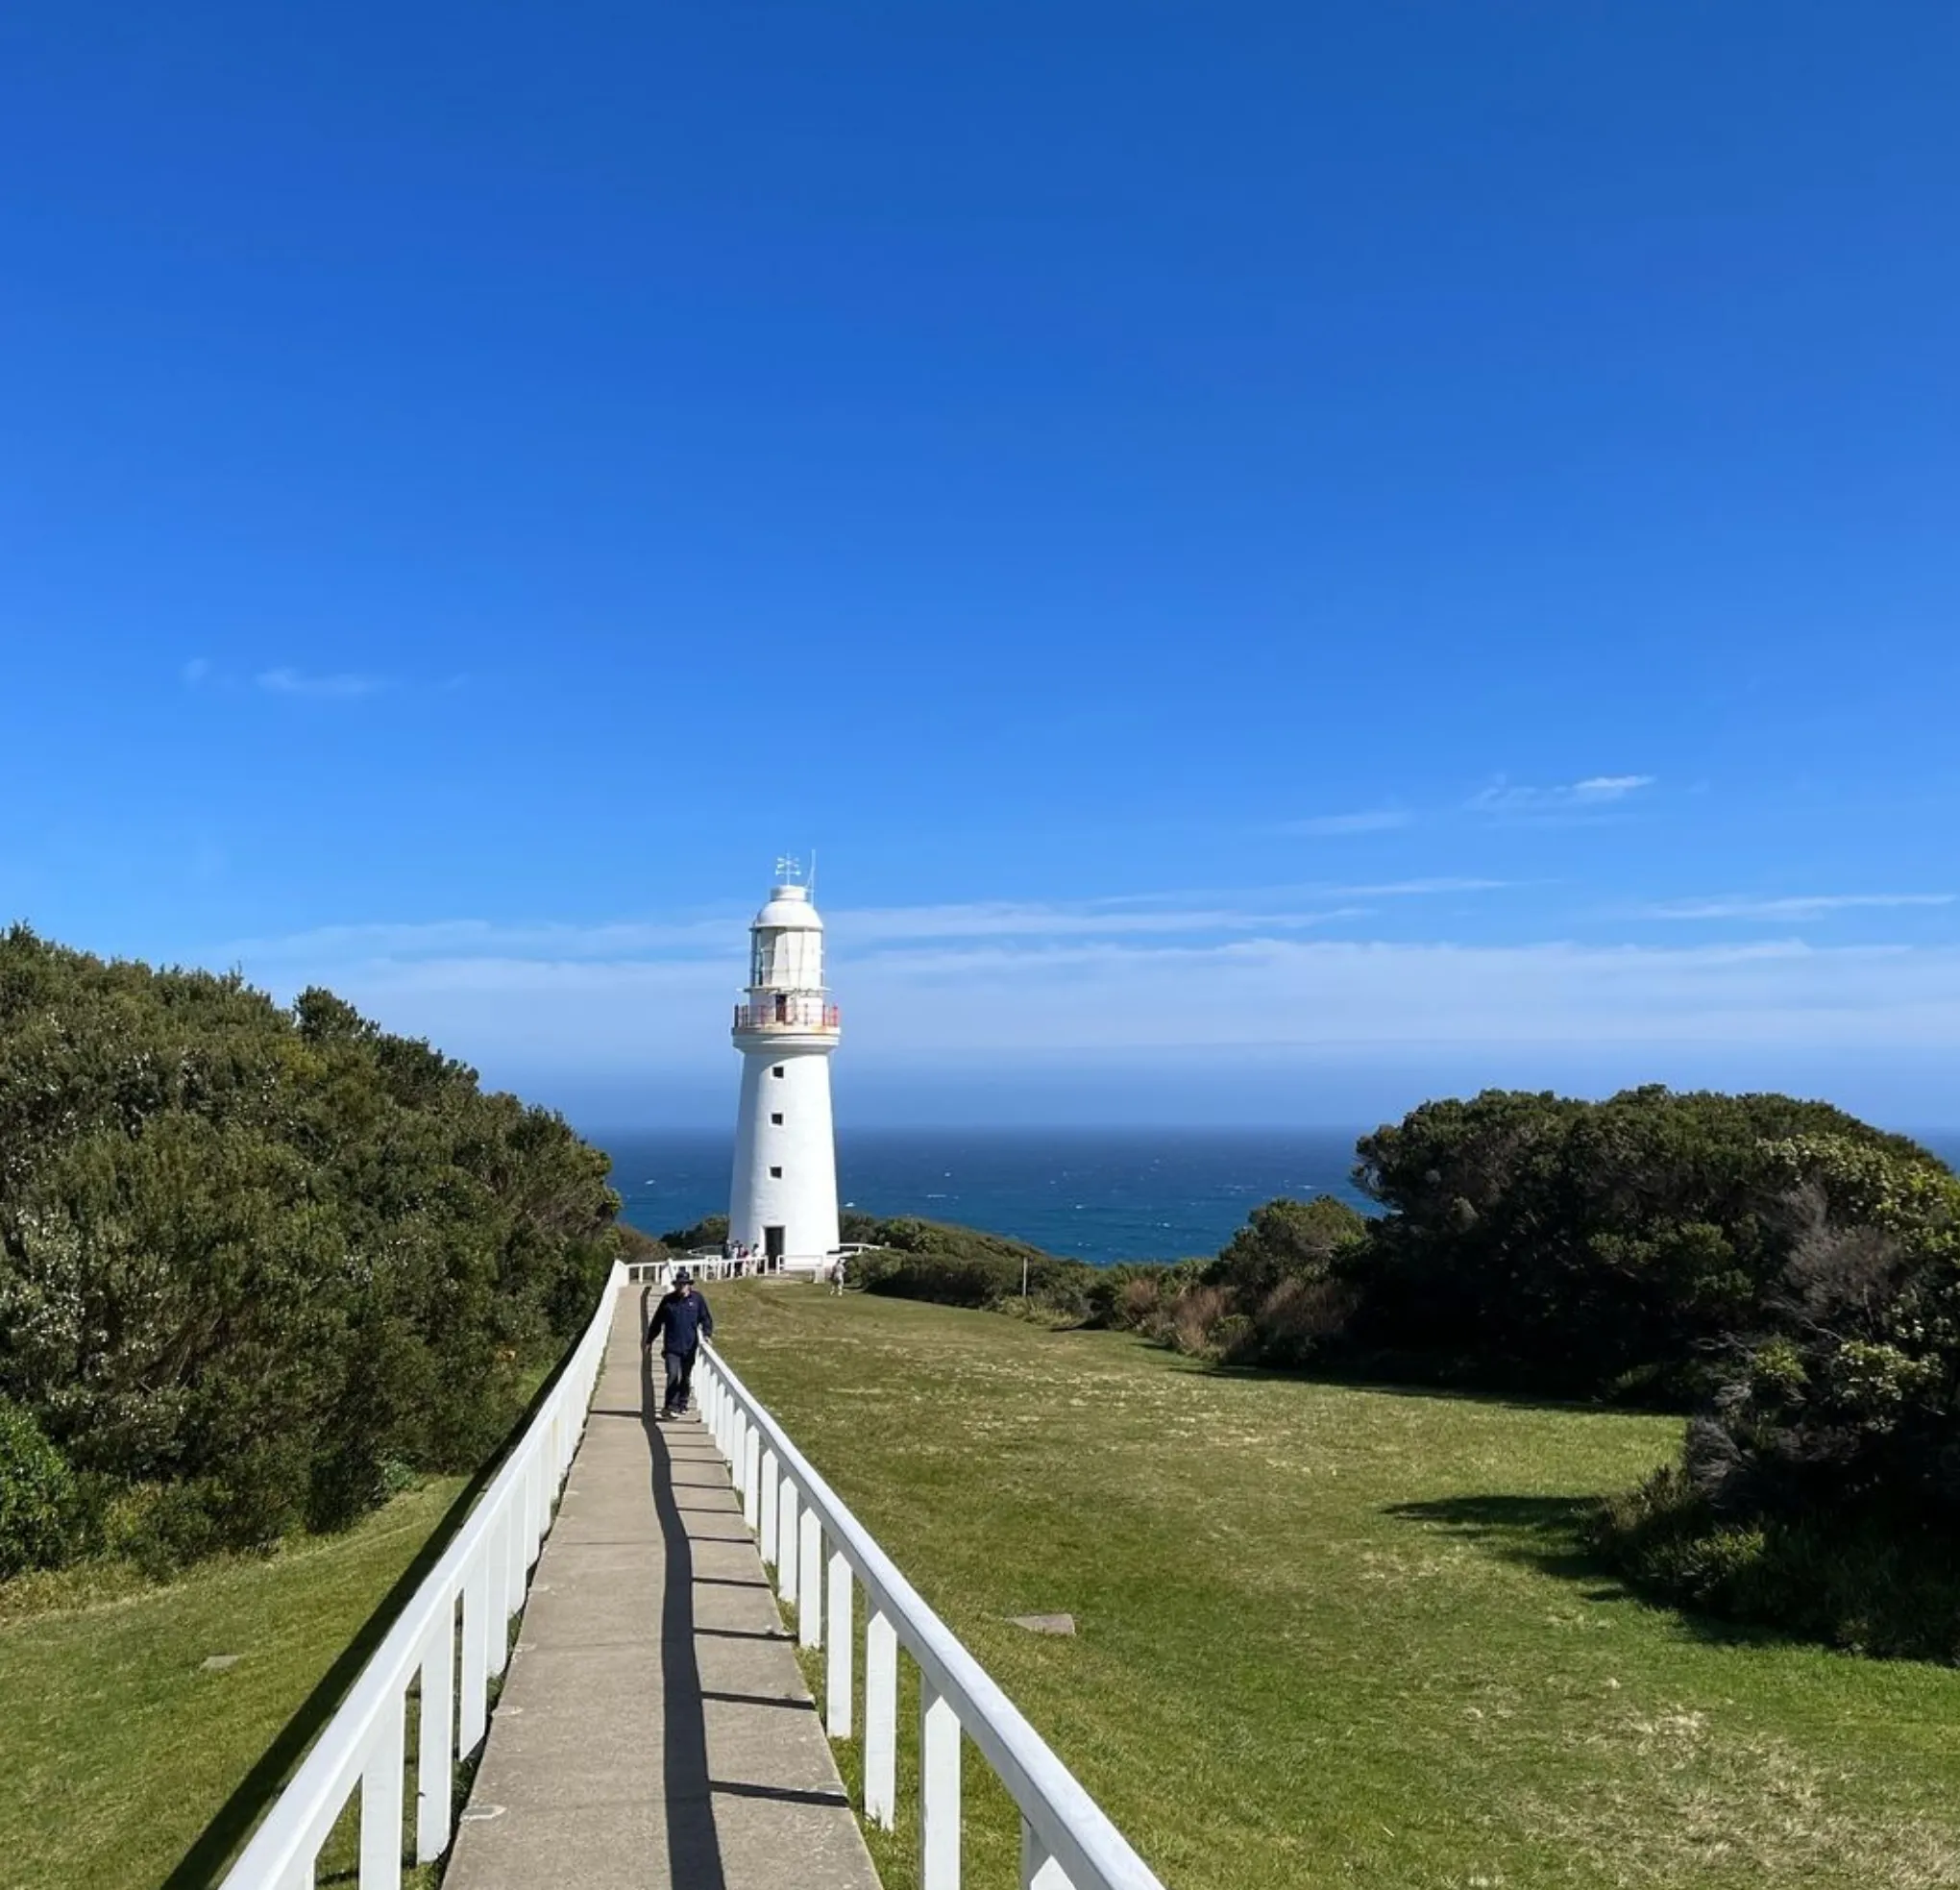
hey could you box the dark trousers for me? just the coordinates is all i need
[663,1347,697,1413]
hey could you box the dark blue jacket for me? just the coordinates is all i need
[649,1288,713,1356]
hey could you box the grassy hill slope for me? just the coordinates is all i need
[713,1286,1960,1890]
[0,1477,465,1889]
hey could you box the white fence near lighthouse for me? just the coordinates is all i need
[216,1262,627,1889]
[695,1340,1168,1890]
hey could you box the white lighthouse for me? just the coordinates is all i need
[728,862,842,1272]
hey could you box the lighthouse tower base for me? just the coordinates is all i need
[729,1041,841,1271]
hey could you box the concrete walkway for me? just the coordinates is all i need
[446,1288,881,1890]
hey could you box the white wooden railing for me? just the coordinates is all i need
[696,1341,1167,1890]
[625,1252,766,1286]
[625,1250,849,1286]
[218,1261,628,1889]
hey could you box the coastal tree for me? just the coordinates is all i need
[0,925,622,1575]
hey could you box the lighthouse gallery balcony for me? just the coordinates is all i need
[734,994,841,1033]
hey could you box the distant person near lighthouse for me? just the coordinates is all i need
[647,1269,714,1418]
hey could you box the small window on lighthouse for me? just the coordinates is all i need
[772,1066,785,1078]
[771,1112,783,1126]
[769,1165,783,1179]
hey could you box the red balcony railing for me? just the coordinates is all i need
[733,997,841,1033]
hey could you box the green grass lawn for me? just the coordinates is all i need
[0,1478,465,1890]
[715,1285,1960,1890]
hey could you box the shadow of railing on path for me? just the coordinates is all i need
[640,1303,732,1890]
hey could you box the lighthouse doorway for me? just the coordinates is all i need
[764,1225,786,1266]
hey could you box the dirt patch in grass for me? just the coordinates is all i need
[1522,1706,1960,1887]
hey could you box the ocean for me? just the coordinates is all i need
[592,1126,1960,1269]
[595,1128,1370,1266]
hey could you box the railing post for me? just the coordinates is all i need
[525,1451,545,1566]
[865,1606,897,1830]
[798,1511,823,1648]
[499,1498,524,1667]
[484,1510,512,1681]
[358,1693,405,1886]
[920,1680,961,1890]
[743,1422,761,1527]
[760,1449,780,1565]
[415,1597,456,1862]
[460,1552,490,1753]
[777,1480,800,1604]
[825,1550,852,1737]
[517,1459,537,1579]
[1020,1820,1070,1889]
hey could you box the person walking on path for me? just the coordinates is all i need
[646,1268,714,1418]
[830,1252,847,1297]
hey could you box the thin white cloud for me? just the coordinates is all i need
[831,900,1366,944]
[1032,879,1502,909]
[255,667,389,700]
[1279,809,1412,836]
[220,917,736,964]
[1468,774,1655,815]
[252,934,1960,1071]
[836,936,1960,1051]
[206,870,1960,1084]
[182,657,211,687]
[1325,878,1507,898]
[223,885,1504,970]
[1645,893,1956,921]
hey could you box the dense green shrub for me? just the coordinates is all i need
[1212,1195,1367,1302]
[660,1214,728,1250]
[845,1215,1101,1321]
[0,926,621,1579]
[1594,1462,1960,1661]
[1347,1087,1938,1401]
[1190,1195,1370,1365]
[1082,1260,1200,1331]
[1580,1130,1960,1656]
[0,1395,77,1576]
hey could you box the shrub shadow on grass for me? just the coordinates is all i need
[1384,1494,1610,1584]
[1385,1494,1809,1652]
[1189,1355,1630,1418]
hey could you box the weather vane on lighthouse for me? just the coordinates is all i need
[726,861,841,1273]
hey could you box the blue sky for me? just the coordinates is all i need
[3,3,1957,1129]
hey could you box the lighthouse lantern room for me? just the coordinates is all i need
[728,861,842,1271]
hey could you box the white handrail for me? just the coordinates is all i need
[695,1339,1167,1890]
[218,1261,628,1889]
[625,1254,772,1286]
